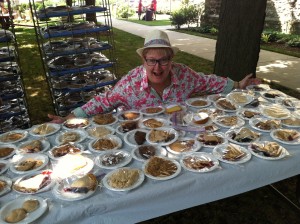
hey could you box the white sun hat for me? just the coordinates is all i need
[136,29,179,57]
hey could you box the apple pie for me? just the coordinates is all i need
[251,142,283,157]
[230,128,260,143]
[275,129,300,141]
[222,144,246,161]
[148,129,175,143]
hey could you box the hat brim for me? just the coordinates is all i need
[136,45,179,57]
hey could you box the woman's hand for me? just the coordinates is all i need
[47,114,65,124]
[239,73,261,89]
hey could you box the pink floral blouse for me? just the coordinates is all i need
[72,63,234,117]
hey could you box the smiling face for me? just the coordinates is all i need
[142,48,173,86]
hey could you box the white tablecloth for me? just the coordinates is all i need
[1,108,300,224]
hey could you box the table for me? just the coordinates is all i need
[1,92,300,224]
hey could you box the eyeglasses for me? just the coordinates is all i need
[144,58,170,66]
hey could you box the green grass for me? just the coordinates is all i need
[120,18,171,26]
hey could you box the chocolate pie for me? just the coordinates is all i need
[120,121,138,133]
[134,131,146,145]
[138,145,156,159]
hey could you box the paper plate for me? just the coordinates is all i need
[29,123,61,137]
[213,144,252,164]
[95,150,132,169]
[0,196,48,224]
[0,130,28,144]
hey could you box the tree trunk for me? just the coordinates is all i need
[214,0,267,80]
[85,0,96,23]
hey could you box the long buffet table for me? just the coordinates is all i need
[1,89,300,224]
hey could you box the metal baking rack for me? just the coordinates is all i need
[29,0,117,116]
[0,2,31,133]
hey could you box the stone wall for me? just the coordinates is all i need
[200,0,300,34]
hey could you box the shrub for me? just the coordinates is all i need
[170,11,186,29]
[261,33,271,43]
[287,38,300,47]
[210,27,218,35]
[116,4,135,19]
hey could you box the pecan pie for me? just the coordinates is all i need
[145,157,177,177]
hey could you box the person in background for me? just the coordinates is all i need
[150,0,157,20]
[0,0,10,29]
[137,0,143,20]
[48,29,260,123]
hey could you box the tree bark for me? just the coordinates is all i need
[85,0,96,23]
[214,0,267,80]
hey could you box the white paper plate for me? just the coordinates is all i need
[62,118,90,130]
[248,141,288,160]
[0,160,9,175]
[260,104,291,120]
[88,135,122,153]
[225,128,260,146]
[0,130,28,144]
[214,98,238,112]
[17,139,50,154]
[261,90,286,102]
[207,94,226,102]
[86,125,115,139]
[10,154,49,175]
[124,129,149,147]
[102,167,144,191]
[13,170,54,194]
[236,108,261,120]
[270,129,300,145]
[185,98,211,108]
[139,117,170,129]
[52,155,94,180]
[117,110,142,122]
[213,144,252,164]
[91,114,118,126]
[52,179,98,201]
[275,97,300,110]
[226,91,254,106]
[48,143,85,160]
[0,196,47,224]
[131,145,167,162]
[246,84,271,93]
[166,137,202,155]
[0,176,12,197]
[29,123,61,137]
[196,132,228,148]
[0,144,17,160]
[180,152,219,173]
[281,117,300,128]
[95,150,132,169]
[55,129,87,145]
[139,106,165,116]
[249,117,281,132]
[213,115,245,129]
[145,127,179,146]
[143,157,181,181]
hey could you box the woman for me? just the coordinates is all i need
[49,30,259,123]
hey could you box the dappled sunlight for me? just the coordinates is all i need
[30,91,39,97]
[18,44,36,49]
[257,60,298,73]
